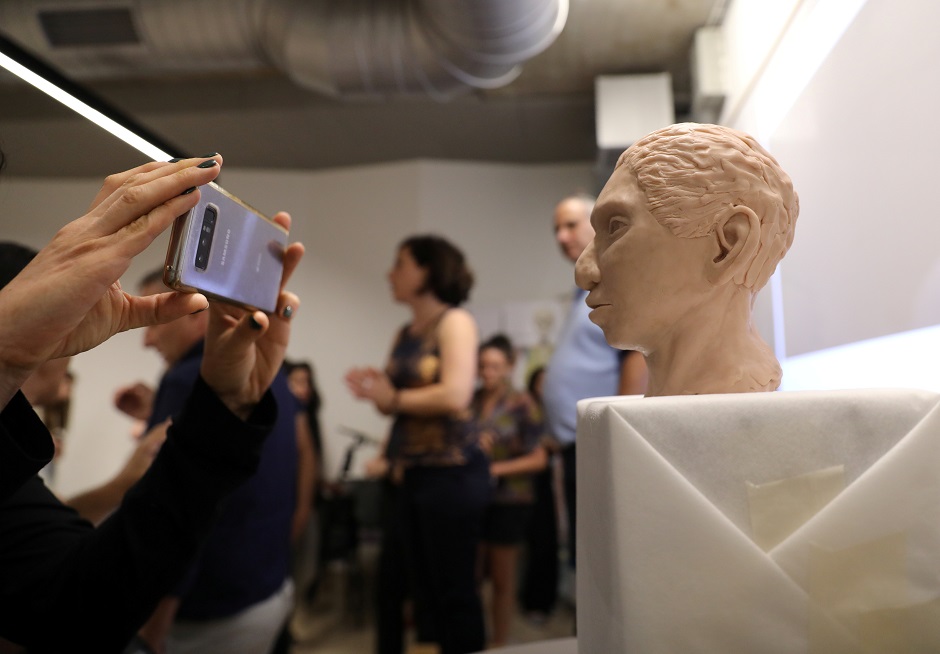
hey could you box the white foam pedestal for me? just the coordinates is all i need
[577,389,940,654]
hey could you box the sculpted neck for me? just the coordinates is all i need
[643,290,780,397]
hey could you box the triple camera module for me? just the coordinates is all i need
[194,204,218,271]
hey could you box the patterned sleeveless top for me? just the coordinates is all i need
[470,386,544,503]
[385,312,476,467]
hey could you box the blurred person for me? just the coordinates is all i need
[283,360,322,549]
[544,195,648,582]
[270,359,323,654]
[126,269,314,654]
[471,335,547,648]
[519,365,560,622]
[4,243,172,527]
[285,360,324,464]
[346,235,488,654]
[65,422,169,525]
[114,379,156,439]
[36,368,73,476]
[21,348,72,477]
[0,154,304,651]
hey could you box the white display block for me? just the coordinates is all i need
[594,73,674,150]
[577,389,940,653]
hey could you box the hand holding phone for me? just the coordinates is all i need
[164,183,288,313]
[200,210,304,419]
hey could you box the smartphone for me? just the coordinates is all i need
[163,182,287,313]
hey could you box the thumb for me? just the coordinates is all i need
[126,291,209,330]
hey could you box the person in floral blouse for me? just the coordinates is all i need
[472,334,548,647]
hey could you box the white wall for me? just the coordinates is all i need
[718,0,940,394]
[765,0,940,357]
[0,159,592,495]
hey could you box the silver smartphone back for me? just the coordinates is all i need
[164,182,287,313]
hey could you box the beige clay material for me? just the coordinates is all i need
[575,123,799,396]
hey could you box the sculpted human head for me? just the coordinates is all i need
[619,122,798,291]
[575,123,799,395]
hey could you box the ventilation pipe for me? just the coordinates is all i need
[0,0,568,100]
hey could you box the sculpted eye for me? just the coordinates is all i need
[609,216,631,235]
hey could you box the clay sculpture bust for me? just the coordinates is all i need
[575,123,799,397]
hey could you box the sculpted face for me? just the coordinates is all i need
[575,165,716,352]
[574,123,799,395]
[553,197,595,263]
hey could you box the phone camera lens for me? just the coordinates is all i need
[195,204,217,272]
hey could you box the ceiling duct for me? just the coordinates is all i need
[0,0,568,100]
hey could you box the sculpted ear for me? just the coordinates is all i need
[707,206,761,287]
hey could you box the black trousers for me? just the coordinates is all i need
[375,480,407,654]
[520,458,559,614]
[400,450,490,654]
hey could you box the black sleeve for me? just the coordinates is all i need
[0,391,54,501]
[0,376,276,652]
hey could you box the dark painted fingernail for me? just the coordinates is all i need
[249,315,263,330]
[282,305,294,319]
[199,152,218,158]
[180,186,197,195]
[168,157,183,163]
[197,160,218,169]
[190,302,209,315]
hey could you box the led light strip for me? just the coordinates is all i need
[0,49,171,161]
[0,32,185,162]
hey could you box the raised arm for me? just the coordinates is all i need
[348,309,478,417]
[0,157,224,409]
[0,159,306,651]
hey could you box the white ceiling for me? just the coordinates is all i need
[0,0,724,177]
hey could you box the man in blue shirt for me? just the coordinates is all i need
[542,195,647,575]
[124,271,312,654]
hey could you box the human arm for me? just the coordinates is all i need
[0,276,303,650]
[0,392,55,501]
[489,393,549,477]
[0,157,225,410]
[0,376,276,651]
[136,596,180,654]
[618,349,649,396]
[490,444,548,477]
[114,382,156,421]
[361,434,391,478]
[0,167,305,650]
[346,309,478,416]
[64,420,168,525]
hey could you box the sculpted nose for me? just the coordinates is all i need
[575,239,600,290]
